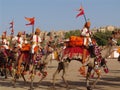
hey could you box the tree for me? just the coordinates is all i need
[64,30,80,39]
[93,30,112,46]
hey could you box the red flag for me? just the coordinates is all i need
[76,6,84,18]
[25,17,35,25]
[10,21,14,29]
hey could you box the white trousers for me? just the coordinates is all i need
[83,37,92,46]
[31,44,37,54]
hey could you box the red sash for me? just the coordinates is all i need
[36,36,38,42]
[18,37,20,43]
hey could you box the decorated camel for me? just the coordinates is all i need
[52,20,118,90]
[52,36,116,90]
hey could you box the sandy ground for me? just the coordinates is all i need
[0,58,120,90]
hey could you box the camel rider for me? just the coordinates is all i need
[0,33,10,59]
[1,34,10,50]
[12,32,24,50]
[79,21,93,76]
[81,21,92,63]
[31,28,42,61]
[22,35,29,45]
[81,21,92,47]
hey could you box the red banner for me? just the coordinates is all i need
[76,6,84,18]
[25,17,35,25]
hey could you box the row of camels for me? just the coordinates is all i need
[0,34,119,90]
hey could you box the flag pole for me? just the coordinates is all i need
[10,20,14,40]
[32,24,34,33]
[12,23,14,35]
[83,14,87,23]
[80,3,87,23]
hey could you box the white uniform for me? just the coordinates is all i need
[81,27,92,46]
[12,36,23,48]
[2,39,9,49]
[31,34,42,53]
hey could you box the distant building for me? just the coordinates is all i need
[91,26,116,33]
[98,26,106,32]
[106,25,116,31]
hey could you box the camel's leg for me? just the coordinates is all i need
[13,66,24,87]
[92,71,101,88]
[11,63,16,77]
[13,74,17,88]
[30,74,34,90]
[37,72,47,86]
[17,54,24,75]
[3,58,8,79]
[8,58,13,76]
[86,65,93,90]
[4,67,8,79]
[53,62,64,86]
[53,68,60,86]
[0,68,4,76]
[10,64,16,87]
[30,65,35,90]
[0,68,6,78]
[38,65,47,84]
[10,67,16,87]
[21,73,27,84]
[61,61,69,88]
[9,67,14,77]
[38,73,46,83]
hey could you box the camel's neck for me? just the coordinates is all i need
[101,45,115,58]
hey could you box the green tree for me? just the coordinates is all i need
[93,31,112,46]
[64,30,80,39]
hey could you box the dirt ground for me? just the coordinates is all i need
[0,58,120,90]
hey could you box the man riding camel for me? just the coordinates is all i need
[0,33,10,59]
[31,28,42,62]
[1,33,10,50]
[79,21,93,76]
[12,32,24,50]
[81,20,92,63]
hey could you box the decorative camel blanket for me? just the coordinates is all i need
[63,47,89,59]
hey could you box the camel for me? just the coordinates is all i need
[36,46,60,84]
[0,47,9,79]
[12,48,30,88]
[28,45,59,90]
[0,45,20,80]
[52,41,115,90]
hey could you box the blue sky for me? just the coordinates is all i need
[0,0,120,35]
